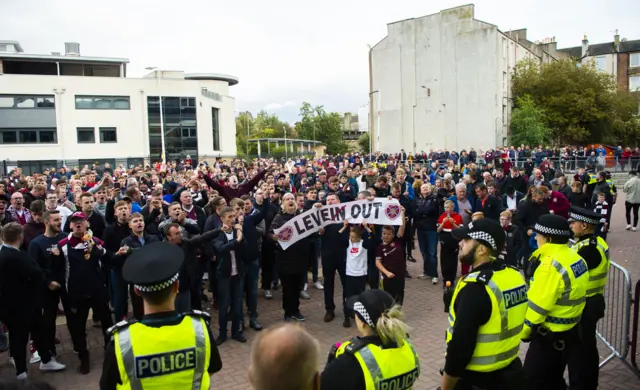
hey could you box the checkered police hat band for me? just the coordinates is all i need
[353,302,374,327]
[468,231,497,250]
[569,212,600,225]
[534,223,572,237]
[135,273,180,292]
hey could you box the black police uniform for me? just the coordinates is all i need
[567,207,608,390]
[99,242,222,390]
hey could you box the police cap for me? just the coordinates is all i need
[452,218,505,253]
[568,206,604,226]
[534,214,572,240]
[346,289,395,329]
[122,241,184,292]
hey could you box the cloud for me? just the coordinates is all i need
[263,101,296,111]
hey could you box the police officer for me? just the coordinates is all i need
[99,242,222,390]
[567,206,610,390]
[441,218,526,390]
[320,289,420,390]
[522,214,588,390]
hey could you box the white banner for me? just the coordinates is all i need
[274,198,403,250]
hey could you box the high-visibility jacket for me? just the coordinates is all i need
[446,265,527,372]
[113,314,211,390]
[570,236,610,297]
[335,337,420,390]
[522,243,588,340]
[605,180,616,196]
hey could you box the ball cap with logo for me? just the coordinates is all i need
[346,290,396,328]
[568,205,604,226]
[70,211,88,222]
[123,241,184,293]
[451,218,505,253]
[533,214,572,239]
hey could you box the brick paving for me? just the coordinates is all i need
[1,200,640,389]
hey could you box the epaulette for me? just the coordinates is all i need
[184,310,212,320]
[473,269,494,285]
[107,318,137,335]
[589,236,598,246]
[344,337,370,356]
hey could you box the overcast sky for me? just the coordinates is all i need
[1,0,638,122]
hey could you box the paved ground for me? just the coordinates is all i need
[1,199,640,389]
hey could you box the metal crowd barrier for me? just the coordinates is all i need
[596,261,633,370]
[629,280,640,376]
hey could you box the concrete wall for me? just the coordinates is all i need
[371,4,540,153]
[0,108,56,128]
[0,74,237,161]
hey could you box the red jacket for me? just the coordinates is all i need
[547,190,570,219]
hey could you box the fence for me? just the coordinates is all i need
[630,280,640,376]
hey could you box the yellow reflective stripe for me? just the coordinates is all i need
[468,345,520,366]
[551,260,578,306]
[528,301,549,316]
[476,324,524,343]
[589,272,608,282]
[407,340,421,376]
[556,296,585,306]
[587,286,605,295]
[117,328,143,390]
[359,346,384,383]
[485,279,509,334]
[191,317,207,390]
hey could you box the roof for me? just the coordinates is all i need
[184,73,239,86]
[0,52,129,64]
[558,39,640,58]
[0,40,23,52]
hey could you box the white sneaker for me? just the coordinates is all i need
[203,272,209,281]
[633,227,637,232]
[16,372,27,380]
[417,274,429,280]
[264,290,273,299]
[9,357,15,368]
[40,357,66,371]
[300,290,311,300]
[432,277,439,285]
[313,281,324,290]
[303,283,308,292]
[29,351,41,364]
[626,225,632,231]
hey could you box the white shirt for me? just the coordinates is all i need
[346,240,368,277]
[225,231,238,276]
[56,205,73,227]
[506,195,517,211]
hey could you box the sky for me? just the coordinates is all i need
[1,0,638,123]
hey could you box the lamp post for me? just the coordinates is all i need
[146,66,166,164]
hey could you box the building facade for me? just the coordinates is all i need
[0,41,238,174]
[558,34,640,93]
[369,4,564,153]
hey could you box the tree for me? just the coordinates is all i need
[295,102,348,155]
[358,132,371,153]
[235,110,294,156]
[509,95,552,146]
[511,58,640,145]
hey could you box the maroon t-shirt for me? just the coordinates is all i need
[376,239,405,278]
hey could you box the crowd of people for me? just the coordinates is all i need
[0,143,639,389]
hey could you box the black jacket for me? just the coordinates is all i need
[213,229,247,278]
[474,195,503,221]
[141,204,169,239]
[177,229,223,292]
[103,221,131,270]
[502,225,522,267]
[320,223,350,264]
[501,192,525,211]
[504,175,528,195]
[414,194,439,230]
[268,210,313,275]
[0,245,46,318]
[241,199,270,262]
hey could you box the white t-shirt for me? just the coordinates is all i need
[506,195,517,211]
[56,205,73,227]
[225,231,238,276]
[346,240,368,277]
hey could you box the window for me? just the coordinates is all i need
[0,95,55,108]
[502,38,507,59]
[630,75,640,92]
[99,127,118,143]
[502,72,507,92]
[595,56,606,71]
[0,129,57,144]
[75,95,130,110]
[181,127,197,137]
[212,107,220,151]
[77,127,96,143]
[631,53,640,68]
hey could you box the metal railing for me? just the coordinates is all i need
[629,280,640,376]
[597,261,633,368]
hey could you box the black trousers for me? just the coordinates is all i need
[382,276,405,305]
[323,259,347,317]
[568,295,605,390]
[280,272,303,317]
[439,232,459,285]
[128,285,144,321]
[345,275,367,317]
[454,358,524,390]
[261,247,276,290]
[403,219,414,258]
[42,289,72,355]
[65,293,113,360]
[625,201,640,227]
[523,326,579,390]
[3,309,51,376]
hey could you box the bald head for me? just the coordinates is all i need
[249,324,320,390]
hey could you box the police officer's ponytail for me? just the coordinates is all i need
[375,304,410,347]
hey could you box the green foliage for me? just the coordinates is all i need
[358,132,371,153]
[511,58,640,145]
[295,102,348,155]
[509,95,551,146]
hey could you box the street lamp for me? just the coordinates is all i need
[146,66,166,164]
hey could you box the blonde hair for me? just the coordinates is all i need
[412,179,423,190]
[444,200,454,208]
[471,212,485,221]
[375,305,410,347]
[500,210,512,219]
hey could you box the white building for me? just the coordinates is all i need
[369,4,563,153]
[0,40,238,174]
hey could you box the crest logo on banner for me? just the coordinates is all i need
[277,226,294,242]
[385,204,401,220]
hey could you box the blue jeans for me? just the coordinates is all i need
[244,259,260,320]
[417,229,438,277]
[217,275,243,337]
[110,270,128,322]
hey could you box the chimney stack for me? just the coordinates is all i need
[64,42,80,56]
[614,29,620,52]
[581,35,589,58]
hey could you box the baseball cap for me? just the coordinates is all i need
[70,212,88,222]
[346,290,396,328]
[452,218,505,253]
